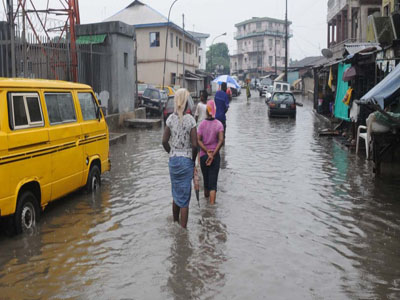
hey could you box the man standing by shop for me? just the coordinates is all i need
[214,82,230,138]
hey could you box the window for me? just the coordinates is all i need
[256,40,263,50]
[78,93,99,121]
[124,52,128,68]
[179,38,182,51]
[150,32,160,47]
[171,73,176,85]
[276,40,280,47]
[45,93,76,125]
[269,39,273,48]
[9,93,44,129]
[269,56,273,66]
[256,22,261,30]
[170,33,173,48]
[176,36,178,47]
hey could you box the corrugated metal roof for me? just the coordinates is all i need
[187,31,210,39]
[290,56,324,68]
[104,1,199,43]
[105,1,167,25]
[344,43,381,56]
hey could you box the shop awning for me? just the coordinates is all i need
[360,63,400,108]
[76,34,107,45]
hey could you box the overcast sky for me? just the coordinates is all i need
[1,0,328,61]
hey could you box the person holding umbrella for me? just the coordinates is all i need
[162,89,198,228]
[214,82,229,138]
[197,100,224,205]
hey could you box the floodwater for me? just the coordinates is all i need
[1,94,400,299]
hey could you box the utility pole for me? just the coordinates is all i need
[162,0,179,90]
[284,0,288,82]
[182,13,185,88]
[7,0,16,77]
[274,31,277,75]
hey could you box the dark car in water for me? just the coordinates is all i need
[142,88,168,115]
[137,83,151,106]
[163,94,195,124]
[268,92,296,118]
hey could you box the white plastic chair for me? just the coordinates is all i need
[356,125,370,159]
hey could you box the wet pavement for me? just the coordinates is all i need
[1,93,400,299]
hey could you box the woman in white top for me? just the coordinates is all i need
[195,90,208,125]
[162,89,198,229]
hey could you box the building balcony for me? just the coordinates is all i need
[234,29,292,40]
[327,0,348,22]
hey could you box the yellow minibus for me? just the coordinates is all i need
[0,78,110,234]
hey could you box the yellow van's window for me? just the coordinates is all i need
[44,93,77,125]
[9,93,44,130]
[78,93,98,121]
[26,97,42,122]
[13,96,28,126]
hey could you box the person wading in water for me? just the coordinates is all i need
[214,82,229,139]
[197,100,224,205]
[162,89,198,228]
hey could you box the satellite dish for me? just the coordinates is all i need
[321,48,333,59]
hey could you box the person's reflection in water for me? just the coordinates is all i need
[166,228,200,299]
[166,206,227,299]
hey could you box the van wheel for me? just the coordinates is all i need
[86,165,101,193]
[14,191,40,234]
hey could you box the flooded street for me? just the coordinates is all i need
[1,94,400,299]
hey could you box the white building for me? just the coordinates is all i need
[230,17,292,77]
[187,31,210,71]
[105,0,201,87]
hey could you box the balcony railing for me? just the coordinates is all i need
[234,29,292,40]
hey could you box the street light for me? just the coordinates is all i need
[209,32,226,74]
[162,0,179,90]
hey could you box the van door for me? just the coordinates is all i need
[76,92,108,179]
[43,92,83,200]
[5,92,50,211]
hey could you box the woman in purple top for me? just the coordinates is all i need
[197,100,224,205]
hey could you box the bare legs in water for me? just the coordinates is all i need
[173,202,189,229]
[204,189,216,205]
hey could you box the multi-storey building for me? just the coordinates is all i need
[230,17,291,77]
[106,0,201,87]
[327,0,381,52]
[187,31,209,71]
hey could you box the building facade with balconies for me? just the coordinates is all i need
[230,17,291,77]
[327,0,381,54]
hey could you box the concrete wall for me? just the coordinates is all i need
[108,33,136,113]
[76,21,136,115]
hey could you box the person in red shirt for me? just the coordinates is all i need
[226,87,232,102]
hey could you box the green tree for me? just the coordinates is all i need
[206,42,230,74]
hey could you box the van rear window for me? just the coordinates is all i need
[45,93,76,125]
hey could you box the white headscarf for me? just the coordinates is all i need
[174,88,190,121]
